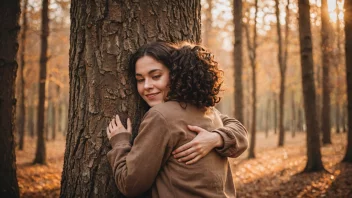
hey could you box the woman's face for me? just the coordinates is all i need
[135,56,170,107]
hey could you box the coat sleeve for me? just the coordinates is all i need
[106,110,172,197]
[212,109,249,158]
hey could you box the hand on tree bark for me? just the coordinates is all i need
[106,115,132,140]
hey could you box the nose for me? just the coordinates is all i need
[144,79,153,89]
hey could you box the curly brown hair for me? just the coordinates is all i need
[128,41,223,109]
[167,42,223,108]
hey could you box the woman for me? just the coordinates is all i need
[106,41,248,197]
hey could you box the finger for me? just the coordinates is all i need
[185,155,202,165]
[172,142,193,155]
[115,115,122,126]
[187,125,204,133]
[106,127,110,139]
[109,122,113,131]
[111,118,117,128]
[178,152,198,162]
[127,118,132,132]
[174,147,196,159]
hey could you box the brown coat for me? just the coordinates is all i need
[107,101,248,197]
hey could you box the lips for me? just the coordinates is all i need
[145,92,160,100]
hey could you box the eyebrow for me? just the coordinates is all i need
[135,69,162,76]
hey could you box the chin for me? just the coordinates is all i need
[147,100,163,107]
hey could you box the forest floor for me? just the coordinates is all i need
[16,131,351,198]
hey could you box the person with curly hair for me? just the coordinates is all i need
[106,41,248,197]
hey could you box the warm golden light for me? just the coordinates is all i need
[328,0,344,23]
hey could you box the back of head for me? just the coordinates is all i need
[167,42,223,108]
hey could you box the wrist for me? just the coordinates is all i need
[213,132,224,148]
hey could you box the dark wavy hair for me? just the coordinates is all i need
[168,42,223,108]
[128,41,223,108]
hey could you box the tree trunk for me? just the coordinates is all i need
[52,101,56,140]
[291,91,296,138]
[33,0,49,164]
[335,0,341,134]
[234,0,244,123]
[274,93,278,134]
[298,0,324,172]
[28,105,35,137]
[245,0,258,159]
[343,102,347,133]
[321,0,332,144]
[265,98,270,138]
[336,103,340,133]
[18,0,28,150]
[275,0,286,147]
[0,0,21,197]
[343,0,352,162]
[60,1,201,197]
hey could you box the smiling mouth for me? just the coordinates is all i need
[145,92,160,99]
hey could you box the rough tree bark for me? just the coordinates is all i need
[18,0,28,150]
[245,0,258,159]
[321,0,332,144]
[234,0,244,123]
[0,0,21,197]
[60,1,201,197]
[298,0,324,172]
[343,0,352,162]
[33,0,49,164]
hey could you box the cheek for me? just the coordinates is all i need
[137,84,144,96]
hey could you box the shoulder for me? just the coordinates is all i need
[149,101,184,115]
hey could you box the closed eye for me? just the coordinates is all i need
[136,78,144,83]
[152,75,161,80]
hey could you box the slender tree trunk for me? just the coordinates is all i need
[292,91,296,138]
[0,0,21,197]
[274,93,278,134]
[298,0,324,172]
[265,98,270,138]
[343,0,352,162]
[336,103,340,133]
[335,0,341,134]
[28,105,35,137]
[33,0,49,164]
[234,0,244,123]
[52,101,56,140]
[60,1,201,197]
[245,0,258,159]
[321,0,332,144]
[18,0,28,150]
[275,0,286,147]
[343,102,347,133]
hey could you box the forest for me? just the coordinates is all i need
[0,0,351,197]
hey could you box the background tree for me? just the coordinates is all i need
[298,0,324,172]
[275,0,287,147]
[321,0,332,144]
[17,0,29,150]
[343,0,352,163]
[60,0,201,197]
[234,0,244,123]
[33,0,49,164]
[0,0,21,197]
[245,0,258,159]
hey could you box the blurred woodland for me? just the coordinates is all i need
[0,0,352,197]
